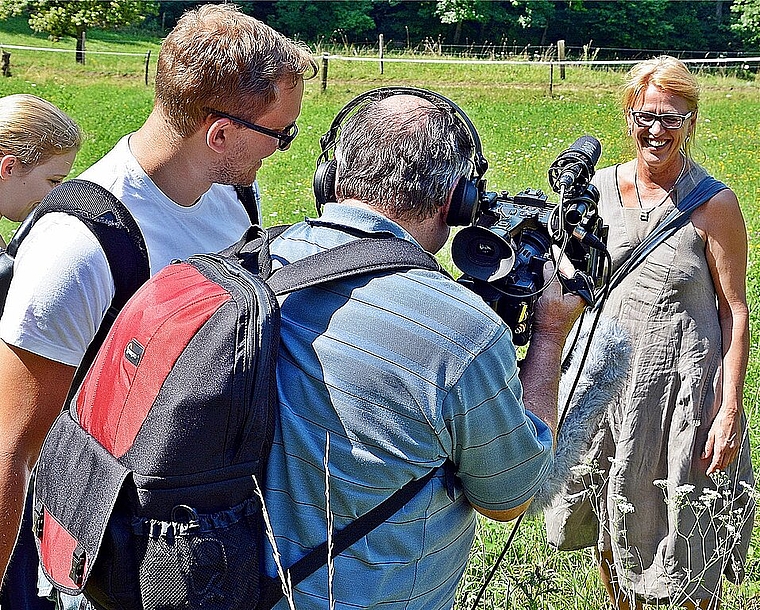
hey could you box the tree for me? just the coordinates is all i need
[732,0,760,45]
[270,0,375,43]
[0,0,158,63]
[509,0,555,46]
[435,0,481,44]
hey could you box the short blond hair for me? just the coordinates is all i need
[622,56,700,154]
[623,55,700,112]
[0,94,82,168]
[155,3,316,136]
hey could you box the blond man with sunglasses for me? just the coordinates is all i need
[0,5,315,608]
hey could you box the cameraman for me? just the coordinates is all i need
[264,91,584,609]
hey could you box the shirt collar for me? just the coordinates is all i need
[313,202,421,246]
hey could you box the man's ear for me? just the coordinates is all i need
[0,155,17,180]
[441,193,453,223]
[205,117,234,154]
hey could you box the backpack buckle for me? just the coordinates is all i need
[32,499,44,538]
[70,544,86,587]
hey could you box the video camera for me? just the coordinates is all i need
[452,136,609,345]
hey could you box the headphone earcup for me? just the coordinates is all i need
[446,177,480,226]
[313,159,338,212]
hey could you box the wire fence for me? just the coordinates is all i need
[319,35,760,61]
[321,53,760,67]
[0,42,148,57]
[315,52,760,93]
[1,39,758,90]
[0,41,154,84]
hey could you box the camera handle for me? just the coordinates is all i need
[559,270,595,306]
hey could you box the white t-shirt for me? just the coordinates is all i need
[0,135,254,366]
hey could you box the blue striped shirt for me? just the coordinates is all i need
[264,203,554,609]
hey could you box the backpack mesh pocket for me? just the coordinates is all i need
[87,497,264,610]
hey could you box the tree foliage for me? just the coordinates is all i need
[0,0,158,62]
[269,0,375,42]
[435,0,482,44]
[133,1,755,54]
[732,0,760,45]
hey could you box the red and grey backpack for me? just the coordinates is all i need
[0,181,260,610]
[32,226,442,610]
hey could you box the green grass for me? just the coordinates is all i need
[0,19,759,609]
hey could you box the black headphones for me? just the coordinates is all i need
[312,86,488,226]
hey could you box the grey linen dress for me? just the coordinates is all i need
[544,161,755,604]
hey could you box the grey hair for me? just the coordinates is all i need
[334,95,474,221]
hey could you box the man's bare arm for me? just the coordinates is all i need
[471,264,584,523]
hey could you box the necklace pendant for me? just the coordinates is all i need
[640,209,650,222]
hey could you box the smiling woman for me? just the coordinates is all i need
[0,94,82,246]
[544,55,755,610]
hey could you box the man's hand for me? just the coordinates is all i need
[532,260,586,345]
[518,260,585,441]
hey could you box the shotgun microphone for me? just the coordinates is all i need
[548,135,602,198]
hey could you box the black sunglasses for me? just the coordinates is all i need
[629,109,693,130]
[206,108,298,150]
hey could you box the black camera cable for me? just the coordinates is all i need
[469,247,613,610]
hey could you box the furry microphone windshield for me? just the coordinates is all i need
[528,314,631,515]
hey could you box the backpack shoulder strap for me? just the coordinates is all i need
[221,226,441,287]
[234,184,260,225]
[266,236,443,295]
[607,175,726,292]
[57,179,150,309]
[257,236,445,609]
[14,179,151,396]
[1,178,150,314]
[71,182,150,397]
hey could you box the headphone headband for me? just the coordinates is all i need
[313,86,488,225]
[317,86,488,175]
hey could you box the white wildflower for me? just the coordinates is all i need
[699,488,721,505]
[618,502,635,514]
[570,463,594,476]
[611,494,635,514]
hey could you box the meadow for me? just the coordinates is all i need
[0,18,759,609]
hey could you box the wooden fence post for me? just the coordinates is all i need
[557,39,566,80]
[2,51,10,77]
[144,50,151,86]
[549,61,554,97]
[379,34,384,75]
[76,31,86,65]
[321,53,329,91]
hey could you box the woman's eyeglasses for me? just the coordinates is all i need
[629,109,693,130]
[205,108,298,150]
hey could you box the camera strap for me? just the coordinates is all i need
[608,175,726,292]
